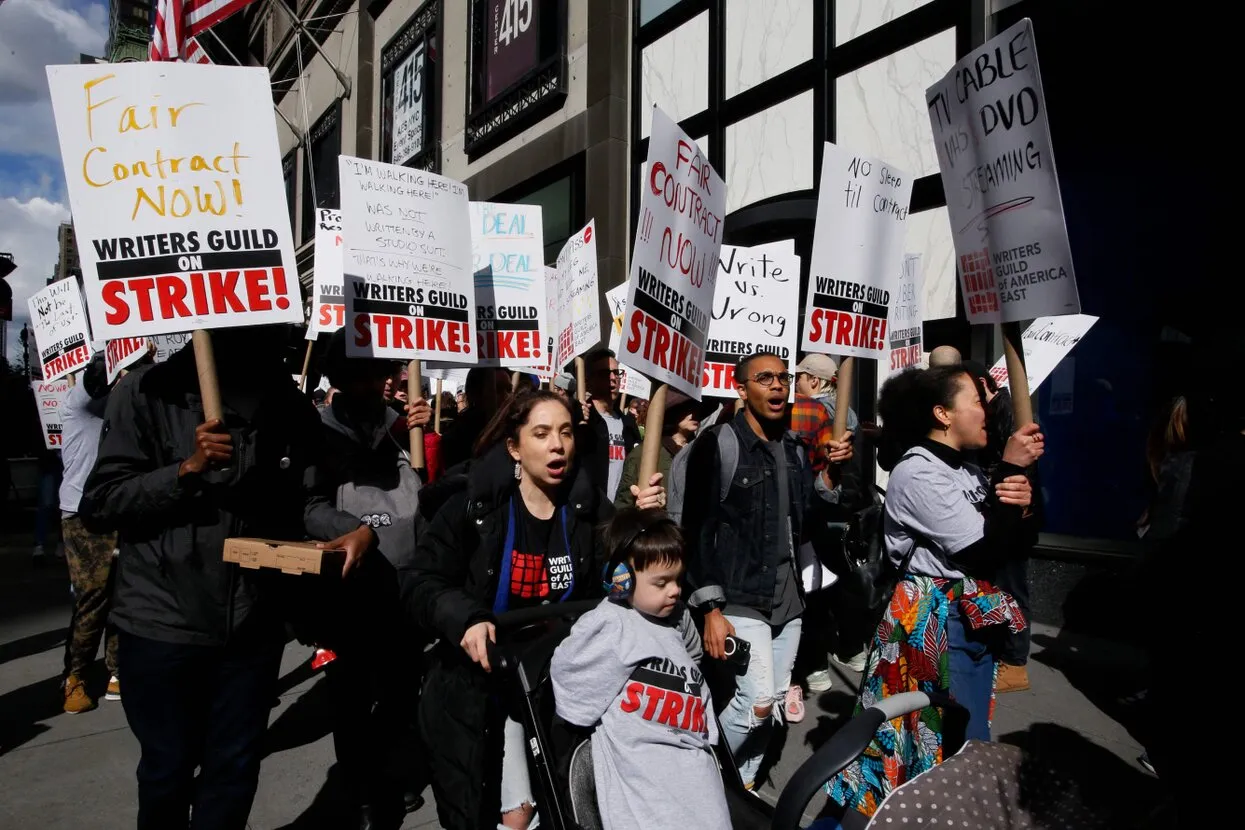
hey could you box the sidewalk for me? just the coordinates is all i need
[0,527,1162,828]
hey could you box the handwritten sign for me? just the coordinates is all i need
[888,254,924,372]
[27,278,93,381]
[151,331,192,363]
[105,336,150,382]
[338,155,474,362]
[702,244,800,398]
[623,109,725,399]
[988,313,1097,391]
[534,266,559,381]
[803,143,913,361]
[606,283,652,399]
[47,64,303,338]
[470,202,546,368]
[308,208,345,339]
[927,18,1078,323]
[32,378,72,449]
[554,220,601,369]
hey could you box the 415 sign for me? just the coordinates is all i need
[487,0,540,100]
[391,40,426,165]
[495,0,533,48]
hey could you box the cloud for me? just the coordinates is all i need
[1,195,72,363]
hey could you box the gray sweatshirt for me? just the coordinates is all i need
[551,599,730,830]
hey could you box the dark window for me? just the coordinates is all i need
[380,2,440,172]
[494,155,585,266]
[301,102,342,244]
[282,151,297,240]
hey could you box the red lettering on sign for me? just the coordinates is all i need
[318,304,345,328]
[42,344,91,378]
[702,361,735,389]
[622,309,702,387]
[101,270,292,326]
[355,314,471,355]
[807,309,887,351]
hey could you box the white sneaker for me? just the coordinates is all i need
[833,651,868,673]
[806,670,833,692]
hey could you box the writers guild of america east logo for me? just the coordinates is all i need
[360,512,393,528]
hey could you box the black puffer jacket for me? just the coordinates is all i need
[400,442,612,830]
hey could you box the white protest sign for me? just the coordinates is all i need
[703,244,800,398]
[308,208,345,339]
[988,313,1097,391]
[533,266,560,382]
[32,378,71,449]
[152,331,192,363]
[105,337,150,382]
[391,40,426,166]
[622,108,725,399]
[606,283,651,399]
[802,143,913,361]
[47,64,303,338]
[338,155,474,362]
[927,18,1078,323]
[27,279,93,381]
[887,254,924,373]
[554,220,601,369]
[469,202,546,368]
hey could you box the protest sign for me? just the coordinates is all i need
[702,244,800,398]
[47,64,303,338]
[151,331,192,363]
[308,208,345,339]
[32,378,71,449]
[927,18,1078,323]
[470,202,546,368]
[606,283,651,399]
[802,143,913,360]
[988,313,1097,391]
[338,155,474,362]
[27,278,93,381]
[532,266,560,382]
[554,220,601,370]
[887,254,924,372]
[105,336,150,382]
[622,109,725,399]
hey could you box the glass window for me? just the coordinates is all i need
[724,92,814,212]
[514,176,573,265]
[640,0,684,26]
[301,107,342,244]
[834,27,955,178]
[725,0,812,97]
[282,152,297,242]
[640,11,708,139]
[835,0,935,46]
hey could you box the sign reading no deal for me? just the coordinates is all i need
[32,378,72,449]
[926,18,1078,324]
[469,202,547,369]
[27,278,93,381]
[989,313,1098,391]
[888,254,924,372]
[622,108,725,399]
[606,283,651,400]
[338,156,475,362]
[802,142,913,361]
[554,220,601,370]
[703,244,800,398]
[47,64,304,339]
[308,208,345,339]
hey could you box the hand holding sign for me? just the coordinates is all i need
[180,418,233,476]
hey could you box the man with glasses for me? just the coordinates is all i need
[574,348,642,501]
[681,351,853,792]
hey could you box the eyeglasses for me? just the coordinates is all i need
[746,371,793,387]
[595,368,624,378]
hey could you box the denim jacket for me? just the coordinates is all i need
[682,411,835,612]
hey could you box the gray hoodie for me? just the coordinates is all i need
[551,599,730,830]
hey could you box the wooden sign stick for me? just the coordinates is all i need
[1001,322,1034,426]
[407,359,425,469]
[434,378,444,434]
[297,340,314,393]
[638,383,668,486]
[832,357,855,440]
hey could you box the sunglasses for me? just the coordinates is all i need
[745,371,793,387]
[594,368,624,377]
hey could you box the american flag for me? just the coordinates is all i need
[149,0,258,62]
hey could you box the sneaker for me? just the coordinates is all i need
[63,674,96,714]
[105,676,121,701]
[832,651,868,673]
[784,685,806,723]
[995,662,1031,693]
[805,669,833,692]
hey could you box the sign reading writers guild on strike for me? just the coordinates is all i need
[887,254,924,373]
[46,64,303,338]
[926,18,1078,323]
[308,208,345,339]
[802,143,913,360]
[338,156,475,362]
[105,336,150,382]
[32,378,72,449]
[27,278,93,381]
[622,109,725,399]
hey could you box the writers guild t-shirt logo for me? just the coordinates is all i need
[509,548,574,598]
[618,656,708,737]
[963,483,987,506]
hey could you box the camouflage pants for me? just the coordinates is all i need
[62,514,119,679]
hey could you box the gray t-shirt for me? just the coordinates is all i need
[552,600,730,830]
[884,446,989,579]
[59,383,105,515]
[603,412,626,501]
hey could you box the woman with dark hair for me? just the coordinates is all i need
[401,391,665,830]
[829,365,1044,819]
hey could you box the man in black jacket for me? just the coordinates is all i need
[83,327,375,830]
[574,348,641,501]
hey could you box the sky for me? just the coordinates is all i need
[0,0,109,364]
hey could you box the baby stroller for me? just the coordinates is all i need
[487,601,774,830]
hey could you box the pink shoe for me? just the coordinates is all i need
[784,685,805,723]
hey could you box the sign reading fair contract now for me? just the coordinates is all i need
[27,278,93,381]
[47,64,303,338]
[622,109,725,399]
[338,156,475,362]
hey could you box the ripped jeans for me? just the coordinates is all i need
[719,615,802,786]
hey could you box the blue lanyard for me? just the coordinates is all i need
[492,497,575,615]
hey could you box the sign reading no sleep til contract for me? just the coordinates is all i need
[46,64,303,339]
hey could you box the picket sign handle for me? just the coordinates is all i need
[192,330,223,423]
[408,360,425,469]
[67,373,76,388]
[575,357,586,404]
[1001,322,1034,426]
[434,379,444,434]
[511,371,522,392]
[833,357,855,440]
[638,383,668,487]
[298,340,314,393]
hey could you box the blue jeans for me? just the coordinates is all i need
[719,615,802,786]
[946,603,996,743]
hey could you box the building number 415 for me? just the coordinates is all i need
[497,0,533,47]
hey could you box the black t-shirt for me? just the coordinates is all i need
[503,496,575,611]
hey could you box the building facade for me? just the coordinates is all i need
[53,223,80,285]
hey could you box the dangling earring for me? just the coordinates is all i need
[514,461,522,481]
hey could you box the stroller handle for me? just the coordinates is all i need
[484,599,603,675]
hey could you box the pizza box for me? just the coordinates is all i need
[222,538,345,576]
